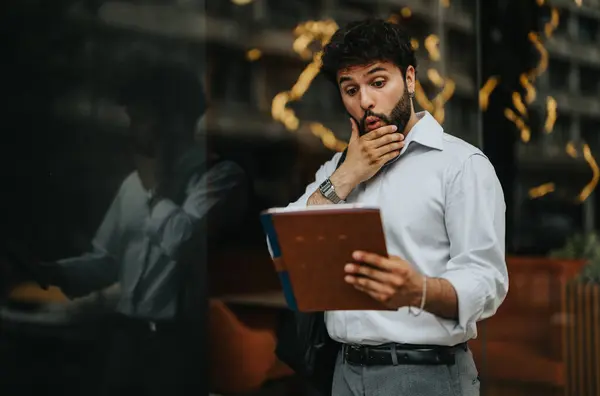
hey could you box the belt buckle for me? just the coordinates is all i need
[346,345,363,365]
[350,345,368,366]
[149,321,157,332]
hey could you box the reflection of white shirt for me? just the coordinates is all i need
[57,154,247,320]
[284,111,508,346]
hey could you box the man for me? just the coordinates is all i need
[37,62,247,395]
[276,20,508,396]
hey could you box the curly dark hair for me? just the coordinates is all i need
[321,19,417,85]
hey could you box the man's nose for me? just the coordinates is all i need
[359,88,375,111]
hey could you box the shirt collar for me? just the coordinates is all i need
[403,111,444,151]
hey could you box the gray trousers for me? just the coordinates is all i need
[332,346,480,396]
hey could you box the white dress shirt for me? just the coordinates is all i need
[284,111,508,346]
[56,148,247,320]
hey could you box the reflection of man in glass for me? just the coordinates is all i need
[39,62,247,395]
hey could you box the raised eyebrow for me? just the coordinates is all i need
[338,66,389,86]
[366,66,388,75]
[338,76,353,85]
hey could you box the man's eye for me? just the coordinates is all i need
[345,88,357,96]
[372,80,386,88]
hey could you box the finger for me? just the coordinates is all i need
[379,150,401,164]
[353,284,387,302]
[373,142,404,158]
[345,274,395,295]
[363,124,398,141]
[354,251,411,282]
[345,263,392,283]
[352,251,393,270]
[369,130,404,149]
[349,118,360,143]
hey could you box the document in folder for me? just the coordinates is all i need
[260,204,394,312]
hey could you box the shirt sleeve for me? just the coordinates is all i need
[266,152,343,257]
[439,153,509,331]
[145,161,247,259]
[56,174,131,298]
[287,151,344,208]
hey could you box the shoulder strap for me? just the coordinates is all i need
[335,148,348,171]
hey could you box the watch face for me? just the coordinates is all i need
[319,179,338,202]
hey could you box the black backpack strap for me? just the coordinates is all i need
[336,148,348,171]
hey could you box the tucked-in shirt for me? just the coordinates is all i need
[57,150,247,320]
[282,111,508,346]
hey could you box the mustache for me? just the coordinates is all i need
[359,110,392,132]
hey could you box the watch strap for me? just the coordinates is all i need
[319,178,343,204]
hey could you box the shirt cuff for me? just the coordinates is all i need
[439,271,486,331]
[146,198,179,237]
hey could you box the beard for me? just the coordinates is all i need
[358,86,412,136]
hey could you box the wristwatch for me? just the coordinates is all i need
[318,178,344,204]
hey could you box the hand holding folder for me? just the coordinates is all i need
[261,204,394,312]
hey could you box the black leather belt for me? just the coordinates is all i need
[343,342,467,366]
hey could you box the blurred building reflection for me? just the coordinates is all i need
[12,0,486,249]
[3,1,600,395]
[511,0,600,254]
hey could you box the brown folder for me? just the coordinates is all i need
[261,204,394,312]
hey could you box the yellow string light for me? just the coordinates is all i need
[505,12,548,149]
[517,2,599,203]
[246,48,262,62]
[270,19,347,151]
[292,35,315,60]
[519,73,537,105]
[578,144,600,202]
[414,75,454,125]
[272,92,299,131]
[505,108,531,143]
[415,81,435,114]
[544,96,557,133]
[529,183,555,199]
[479,76,500,111]
[424,34,441,61]
[562,2,599,201]
[410,38,419,50]
[544,8,560,38]
[427,69,445,88]
[310,123,347,152]
[512,92,528,117]
[527,32,549,81]
[566,142,578,158]
[413,35,454,125]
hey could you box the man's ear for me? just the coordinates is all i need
[404,65,416,94]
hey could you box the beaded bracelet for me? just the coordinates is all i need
[408,276,427,317]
